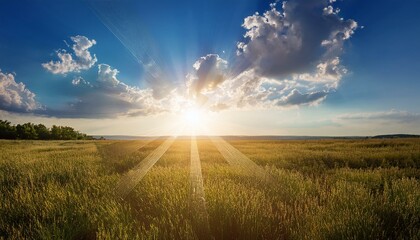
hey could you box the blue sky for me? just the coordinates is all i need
[0,0,419,136]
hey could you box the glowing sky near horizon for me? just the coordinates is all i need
[0,0,419,136]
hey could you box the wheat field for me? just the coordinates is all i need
[0,138,419,239]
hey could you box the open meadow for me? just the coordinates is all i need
[1,138,419,239]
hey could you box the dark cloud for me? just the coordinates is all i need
[237,0,357,78]
[189,0,357,110]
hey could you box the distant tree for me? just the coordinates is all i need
[61,126,77,140]
[34,124,50,140]
[16,123,38,139]
[0,120,17,139]
[50,125,62,140]
[0,120,92,140]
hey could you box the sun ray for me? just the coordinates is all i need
[210,136,268,179]
[189,136,211,237]
[115,136,177,198]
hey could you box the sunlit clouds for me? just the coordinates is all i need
[0,0,419,136]
[1,0,359,119]
[0,70,41,113]
[42,36,98,74]
[193,0,358,111]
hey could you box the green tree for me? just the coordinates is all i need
[0,120,17,139]
[34,124,50,140]
[0,120,92,140]
[50,125,62,140]
[61,126,77,140]
[16,123,38,139]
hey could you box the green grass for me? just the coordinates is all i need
[1,138,419,239]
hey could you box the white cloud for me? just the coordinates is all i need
[0,70,41,113]
[185,0,357,111]
[276,89,328,106]
[211,69,273,109]
[46,64,168,118]
[238,0,357,77]
[3,1,359,119]
[187,54,228,97]
[71,76,91,86]
[199,70,329,111]
[97,64,120,87]
[38,35,179,118]
[42,35,97,74]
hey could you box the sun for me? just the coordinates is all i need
[173,102,217,136]
[184,108,204,127]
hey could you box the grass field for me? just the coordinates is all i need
[1,138,419,239]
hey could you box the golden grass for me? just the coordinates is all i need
[0,138,419,239]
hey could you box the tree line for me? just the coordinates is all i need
[0,120,94,140]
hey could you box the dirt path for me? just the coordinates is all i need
[115,136,176,198]
[189,136,212,239]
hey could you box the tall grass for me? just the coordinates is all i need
[0,138,419,239]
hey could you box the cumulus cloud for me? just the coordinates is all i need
[207,69,273,109]
[188,0,358,111]
[236,0,357,77]
[337,110,420,123]
[200,69,329,111]
[276,89,328,106]
[0,70,41,113]
[42,35,97,74]
[40,35,171,118]
[71,76,91,86]
[46,64,167,118]
[187,54,228,96]
[2,0,358,119]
